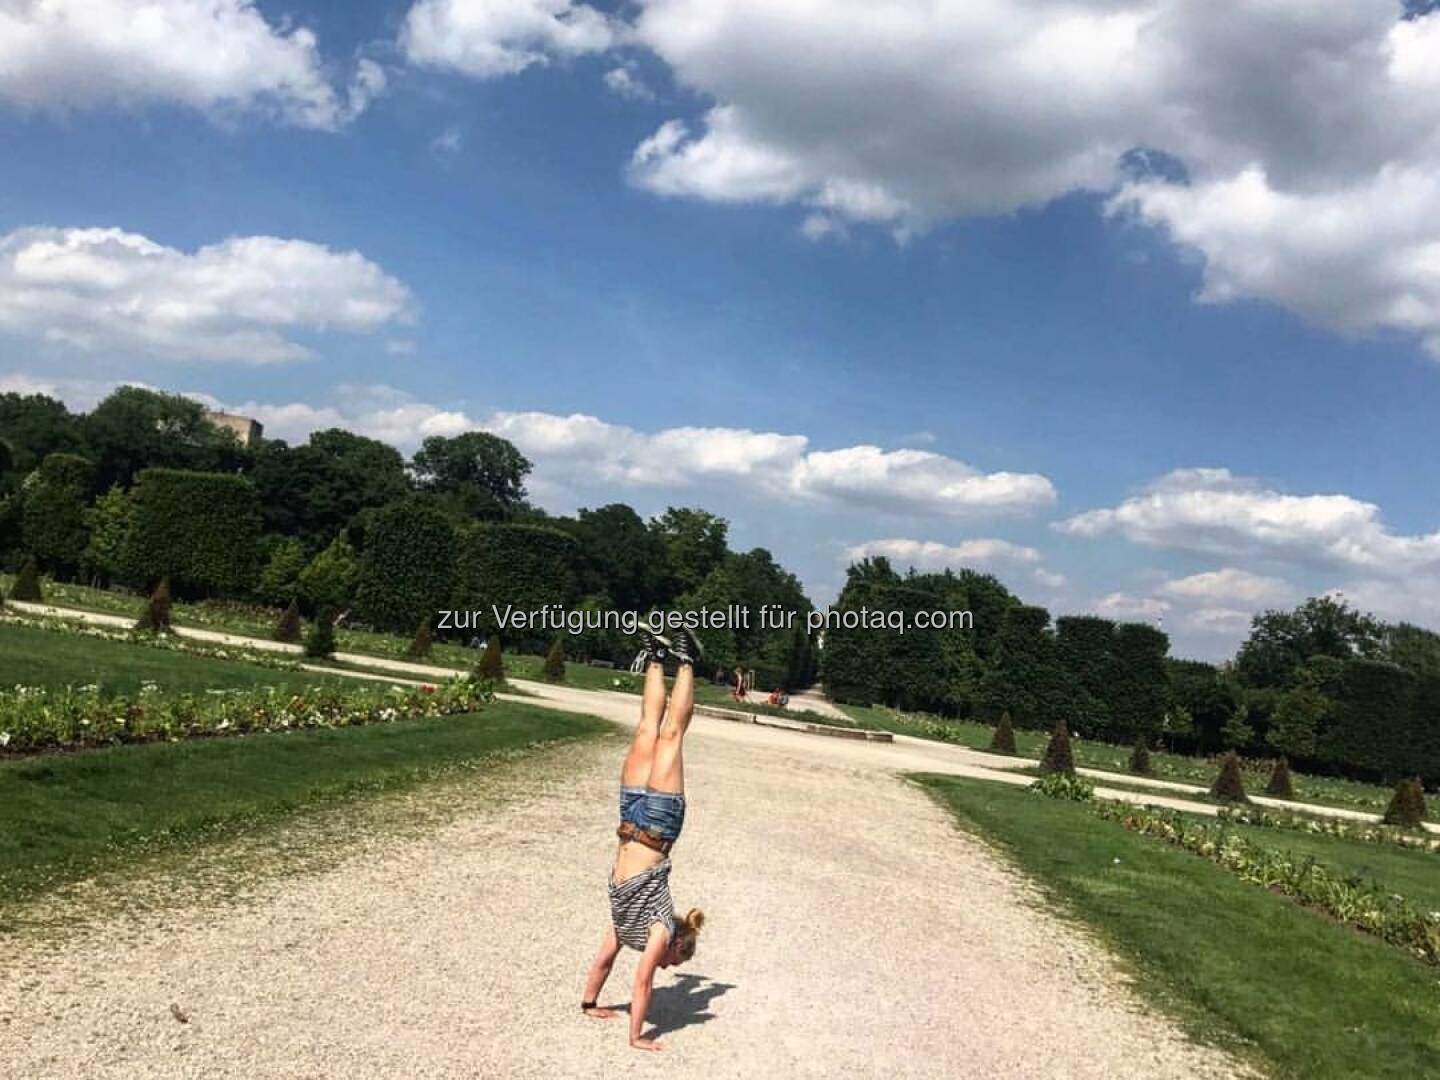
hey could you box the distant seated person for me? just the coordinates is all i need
[767,688,789,707]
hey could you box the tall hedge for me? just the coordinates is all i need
[1105,622,1171,743]
[978,605,1066,729]
[353,499,456,633]
[450,522,578,649]
[1320,659,1416,781]
[1056,615,1115,735]
[21,452,94,573]
[121,468,261,597]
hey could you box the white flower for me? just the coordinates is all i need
[0,732,10,747]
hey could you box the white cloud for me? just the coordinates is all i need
[206,384,474,446]
[1160,567,1294,607]
[1034,568,1068,589]
[844,538,1042,573]
[401,0,616,78]
[615,0,1440,355]
[0,226,413,363]
[1094,591,1171,622]
[0,0,379,128]
[604,61,654,101]
[1058,467,1440,576]
[486,411,1056,516]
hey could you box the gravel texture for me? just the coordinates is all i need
[1,685,1245,1079]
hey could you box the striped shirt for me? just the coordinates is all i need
[609,859,676,952]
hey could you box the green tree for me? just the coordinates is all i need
[1056,615,1114,736]
[450,523,579,649]
[989,710,1017,754]
[1236,596,1385,689]
[979,605,1066,729]
[250,430,410,548]
[1104,622,1170,743]
[298,532,360,613]
[1221,703,1255,751]
[0,392,81,481]
[407,616,434,659]
[122,469,262,597]
[1167,659,1242,752]
[475,635,505,682]
[353,499,455,632]
[1320,659,1416,780]
[20,452,94,575]
[1038,718,1076,775]
[1129,736,1152,776]
[1267,686,1329,760]
[1382,778,1427,828]
[652,507,729,596]
[1210,752,1249,802]
[1265,758,1295,799]
[562,503,671,612]
[256,537,309,607]
[80,485,134,586]
[81,386,245,490]
[410,432,531,520]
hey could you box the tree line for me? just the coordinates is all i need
[0,386,815,686]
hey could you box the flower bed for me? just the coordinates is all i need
[1093,801,1440,966]
[0,679,493,755]
[1216,803,1440,855]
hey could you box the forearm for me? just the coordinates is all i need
[629,972,653,1042]
[583,953,614,1003]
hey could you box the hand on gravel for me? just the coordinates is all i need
[630,1037,664,1052]
[583,1006,617,1020]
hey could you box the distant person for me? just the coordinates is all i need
[581,627,707,1052]
[732,665,747,702]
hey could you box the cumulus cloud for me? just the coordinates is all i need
[401,0,616,78]
[0,226,413,363]
[611,0,1440,355]
[1160,567,1295,607]
[844,538,1042,573]
[604,61,654,101]
[1094,591,1171,622]
[486,411,1056,516]
[0,0,380,128]
[1058,467,1440,576]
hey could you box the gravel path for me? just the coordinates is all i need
[1,684,1244,1079]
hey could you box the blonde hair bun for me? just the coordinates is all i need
[685,908,706,932]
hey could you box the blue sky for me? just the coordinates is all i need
[4,0,1440,660]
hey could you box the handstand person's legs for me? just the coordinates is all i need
[621,652,668,788]
[647,655,695,795]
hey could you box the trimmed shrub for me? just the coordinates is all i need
[989,710,1017,755]
[1210,751,1249,803]
[256,537,308,607]
[274,598,303,644]
[543,637,567,683]
[298,532,359,613]
[1038,717,1076,776]
[474,634,505,683]
[122,468,262,597]
[305,608,337,659]
[1265,757,1296,799]
[11,555,43,602]
[21,452,94,573]
[353,500,455,633]
[1383,778,1428,829]
[451,522,580,651]
[407,617,434,659]
[1129,736,1152,776]
[134,577,174,633]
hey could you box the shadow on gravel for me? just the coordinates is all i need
[627,973,736,1037]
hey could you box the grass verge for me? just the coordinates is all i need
[0,702,607,912]
[916,774,1440,1079]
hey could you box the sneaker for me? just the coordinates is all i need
[670,627,704,666]
[636,628,671,667]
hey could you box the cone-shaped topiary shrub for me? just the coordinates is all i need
[1129,736,1152,776]
[11,555,43,602]
[1210,751,1249,803]
[134,577,173,633]
[1265,757,1296,799]
[274,598,303,644]
[989,710,1017,755]
[304,607,337,659]
[475,634,505,683]
[1038,718,1076,776]
[407,617,433,659]
[1383,778,1428,828]
[543,636,567,683]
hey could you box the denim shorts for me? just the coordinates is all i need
[619,785,687,844]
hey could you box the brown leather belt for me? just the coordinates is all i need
[617,820,674,855]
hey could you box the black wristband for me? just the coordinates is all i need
[581,1000,598,1012]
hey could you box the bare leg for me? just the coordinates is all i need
[621,659,668,788]
[646,662,694,794]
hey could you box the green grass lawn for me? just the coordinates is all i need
[0,701,608,910]
[0,619,345,695]
[918,775,1440,1079]
[845,701,1432,822]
